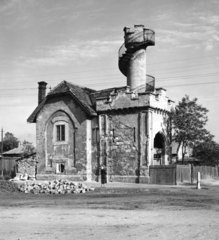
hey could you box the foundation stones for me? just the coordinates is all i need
[18,179,95,194]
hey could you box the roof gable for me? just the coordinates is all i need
[27,81,130,124]
[27,81,97,123]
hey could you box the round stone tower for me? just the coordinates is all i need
[118,25,155,92]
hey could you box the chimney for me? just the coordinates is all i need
[38,81,47,105]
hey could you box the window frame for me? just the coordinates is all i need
[56,124,65,142]
[92,127,100,145]
[52,120,69,145]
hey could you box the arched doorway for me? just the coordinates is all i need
[154,132,165,165]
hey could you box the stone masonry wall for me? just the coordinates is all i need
[99,111,150,183]
[36,94,88,180]
[17,154,37,180]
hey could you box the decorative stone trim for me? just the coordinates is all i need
[51,116,69,123]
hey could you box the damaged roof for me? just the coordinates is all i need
[90,86,126,104]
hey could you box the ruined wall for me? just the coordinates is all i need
[109,113,138,182]
[99,111,149,183]
[96,87,173,175]
[17,154,37,180]
[36,94,90,180]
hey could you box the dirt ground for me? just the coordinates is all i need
[1,180,219,240]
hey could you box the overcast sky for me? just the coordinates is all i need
[0,0,219,145]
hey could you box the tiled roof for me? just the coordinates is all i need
[27,81,127,123]
[27,81,97,123]
[3,145,24,156]
[27,98,47,123]
[48,81,97,116]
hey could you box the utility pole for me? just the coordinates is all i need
[1,128,3,176]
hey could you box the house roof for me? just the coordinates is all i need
[3,145,24,156]
[27,81,97,123]
[27,80,130,123]
[90,86,126,104]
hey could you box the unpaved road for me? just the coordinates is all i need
[0,181,219,240]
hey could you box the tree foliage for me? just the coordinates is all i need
[192,140,219,166]
[21,140,36,157]
[171,95,213,162]
[2,132,19,152]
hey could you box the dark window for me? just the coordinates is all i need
[92,128,100,144]
[56,125,65,141]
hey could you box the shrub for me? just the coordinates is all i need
[0,180,19,193]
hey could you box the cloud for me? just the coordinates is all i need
[156,21,219,51]
[200,15,219,26]
[0,0,15,13]
[205,43,214,51]
[172,22,198,27]
[178,44,200,49]
[213,35,219,41]
[154,1,219,52]
[17,39,122,67]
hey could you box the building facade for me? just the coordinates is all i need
[27,25,174,183]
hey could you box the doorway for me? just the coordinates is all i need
[154,132,165,165]
[56,163,65,174]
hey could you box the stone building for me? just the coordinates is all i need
[27,25,174,183]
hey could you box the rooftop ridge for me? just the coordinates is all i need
[65,80,96,93]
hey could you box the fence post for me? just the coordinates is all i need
[175,165,177,185]
[197,172,201,189]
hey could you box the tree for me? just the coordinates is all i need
[192,140,219,166]
[21,140,36,157]
[171,95,213,163]
[2,132,19,152]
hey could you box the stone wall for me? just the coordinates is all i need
[17,155,37,180]
[99,111,150,183]
[36,94,89,180]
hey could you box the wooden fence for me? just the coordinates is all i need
[192,166,218,183]
[176,165,191,184]
[0,158,17,177]
[149,165,176,185]
[149,164,218,185]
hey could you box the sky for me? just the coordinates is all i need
[0,0,219,145]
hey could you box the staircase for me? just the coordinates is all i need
[118,28,155,92]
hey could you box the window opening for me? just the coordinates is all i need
[92,128,100,144]
[56,163,65,174]
[56,125,65,141]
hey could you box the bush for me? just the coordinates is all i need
[0,180,19,193]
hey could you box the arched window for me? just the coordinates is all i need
[46,111,75,169]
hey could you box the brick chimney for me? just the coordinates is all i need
[38,81,47,105]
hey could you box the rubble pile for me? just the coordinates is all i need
[18,180,94,194]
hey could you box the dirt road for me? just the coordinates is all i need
[0,181,219,240]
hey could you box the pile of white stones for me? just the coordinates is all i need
[18,180,95,194]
